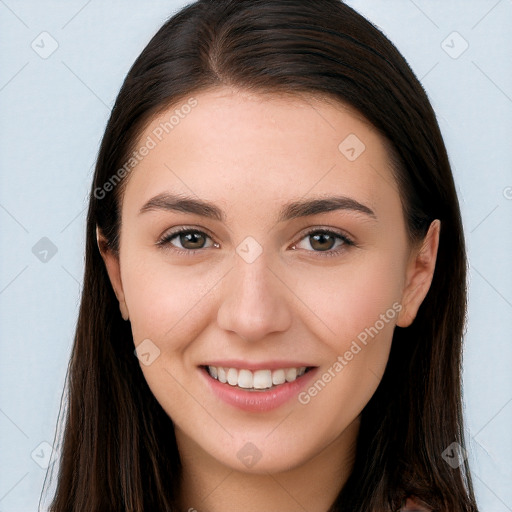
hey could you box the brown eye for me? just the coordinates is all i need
[157,228,217,252]
[177,231,207,249]
[292,229,354,257]
[309,232,337,251]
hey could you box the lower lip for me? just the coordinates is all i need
[200,366,318,412]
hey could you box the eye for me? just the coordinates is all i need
[157,227,218,254]
[157,226,355,257]
[290,228,355,257]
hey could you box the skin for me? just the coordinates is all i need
[98,86,440,512]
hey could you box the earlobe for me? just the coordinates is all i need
[396,219,440,328]
[96,226,130,321]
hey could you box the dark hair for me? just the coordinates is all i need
[42,0,479,510]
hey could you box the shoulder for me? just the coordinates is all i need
[401,497,432,511]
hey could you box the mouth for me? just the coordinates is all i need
[198,363,318,412]
[201,365,315,392]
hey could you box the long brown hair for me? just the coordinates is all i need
[42,1,479,510]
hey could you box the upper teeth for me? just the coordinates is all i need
[207,366,307,390]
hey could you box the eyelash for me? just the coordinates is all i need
[157,226,356,258]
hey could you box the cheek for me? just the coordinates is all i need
[120,250,219,346]
[120,253,217,418]
[296,250,406,349]
[294,254,405,430]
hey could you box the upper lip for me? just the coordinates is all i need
[200,360,317,371]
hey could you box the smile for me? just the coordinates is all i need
[205,365,312,391]
[199,363,318,412]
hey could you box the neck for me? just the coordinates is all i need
[176,416,360,512]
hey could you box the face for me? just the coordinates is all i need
[100,87,439,475]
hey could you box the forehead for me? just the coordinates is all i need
[123,87,399,223]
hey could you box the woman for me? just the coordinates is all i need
[42,0,480,510]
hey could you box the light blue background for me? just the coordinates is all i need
[0,1,511,510]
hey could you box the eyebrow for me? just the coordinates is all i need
[139,192,377,222]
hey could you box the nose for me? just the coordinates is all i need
[216,252,292,343]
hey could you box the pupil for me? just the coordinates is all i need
[311,233,334,251]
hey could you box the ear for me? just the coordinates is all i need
[96,226,130,321]
[396,219,440,328]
